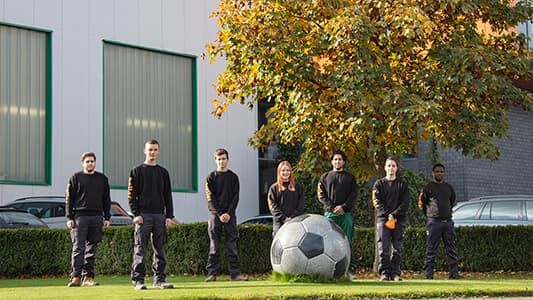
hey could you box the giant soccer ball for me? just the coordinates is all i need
[270,214,351,278]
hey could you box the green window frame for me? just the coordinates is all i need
[102,41,197,192]
[0,22,52,185]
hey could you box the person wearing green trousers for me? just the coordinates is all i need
[317,150,358,280]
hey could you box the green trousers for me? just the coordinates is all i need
[324,211,354,243]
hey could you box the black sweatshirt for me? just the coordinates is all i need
[418,181,456,220]
[317,170,357,212]
[128,164,174,219]
[205,170,239,216]
[66,171,111,220]
[267,182,305,223]
[372,177,410,221]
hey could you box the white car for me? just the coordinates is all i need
[5,196,132,228]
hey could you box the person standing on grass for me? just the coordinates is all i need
[418,163,462,280]
[267,160,305,236]
[205,148,248,282]
[317,150,358,281]
[66,152,111,287]
[372,155,409,281]
[129,139,175,290]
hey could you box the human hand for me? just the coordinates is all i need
[219,213,231,223]
[133,216,144,225]
[333,205,345,215]
[103,220,111,229]
[67,219,76,230]
[165,218,177,228]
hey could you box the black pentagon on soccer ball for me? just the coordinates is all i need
[334,257,349,278]
[297,232,324,259]
[328,218,346,238]
[271,239,283,265]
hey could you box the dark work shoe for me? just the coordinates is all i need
[205,275,217,282]
[449,274,463,280]
[230,274,249,281]
[133,281,146,290]
[67,276,81,287]
[379,274,389,281]
[392,275,402,282]
[425,274,434,280]
[153,281,174,289]
[347,269,357,281]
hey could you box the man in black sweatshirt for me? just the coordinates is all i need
[128,139,175,290]
[418,163,461,279]
[372,156,409,281]
[204,148,248,282]
[66,152,111,287]
[317,150,358,280]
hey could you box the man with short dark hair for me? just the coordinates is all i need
[129,139,175,290]
[205,148,248,282]
[418,163,461,279]
[66,152,111,287]
[318,149,358,280]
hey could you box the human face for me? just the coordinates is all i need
[280,165,291,182]
[331,154,345,171]
[432,166,445,182]
[82,156,96,174]
[144,143,160,164]
[215,154,228,171]
[385,159,398,179]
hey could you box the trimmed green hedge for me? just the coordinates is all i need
[0,224,531,277]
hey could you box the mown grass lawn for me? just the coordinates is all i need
[0,273,531,300]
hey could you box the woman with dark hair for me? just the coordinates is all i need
[267,161,305,236]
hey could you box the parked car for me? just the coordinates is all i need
[0,207,48,229]
[452,195,533,227]
[5,196,132,228]
[239,214,273,225]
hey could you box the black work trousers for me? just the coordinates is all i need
[206,214,241,277]
[376,219,406,277]
[131,213,167,283]
[70,215,104,278]
[423,219,459,277]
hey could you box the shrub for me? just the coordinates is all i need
[0,224,531,277]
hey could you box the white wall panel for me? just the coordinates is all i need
[139,0,162,47]
[34,0,61,30]
[4,0,32,25]
[161,0,183,50]
[89,0,114,38]
[0,0,5,20]
[114,0,139,44]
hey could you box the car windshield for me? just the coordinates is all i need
[0,211,44,226]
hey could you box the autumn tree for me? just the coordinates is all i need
[207,0,533,179]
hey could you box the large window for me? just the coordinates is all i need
[103,41,197,192]
[0,23,51,185]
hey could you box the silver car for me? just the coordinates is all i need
[452,195,533,227]
[5,196,132,228]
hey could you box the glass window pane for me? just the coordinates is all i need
[453,203,483,220]
[479,203,490,220]
[103,42,195,191]
[0,25,49,184]
[526,201,533,221]
[491,201,521,220]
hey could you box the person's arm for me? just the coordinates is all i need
[103,175,111,221]
[392,181,410,218]
[267,184,285,221]
[163,169,174,219]
[418,185,429,215]
[294,183,305,216]
[205,173,221,215]
[128,168,140,217]
[450,184,457,208]
[342,175,357,211]
[65,175,77,220]
[317,174,333,211]
[227,174,240,215]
